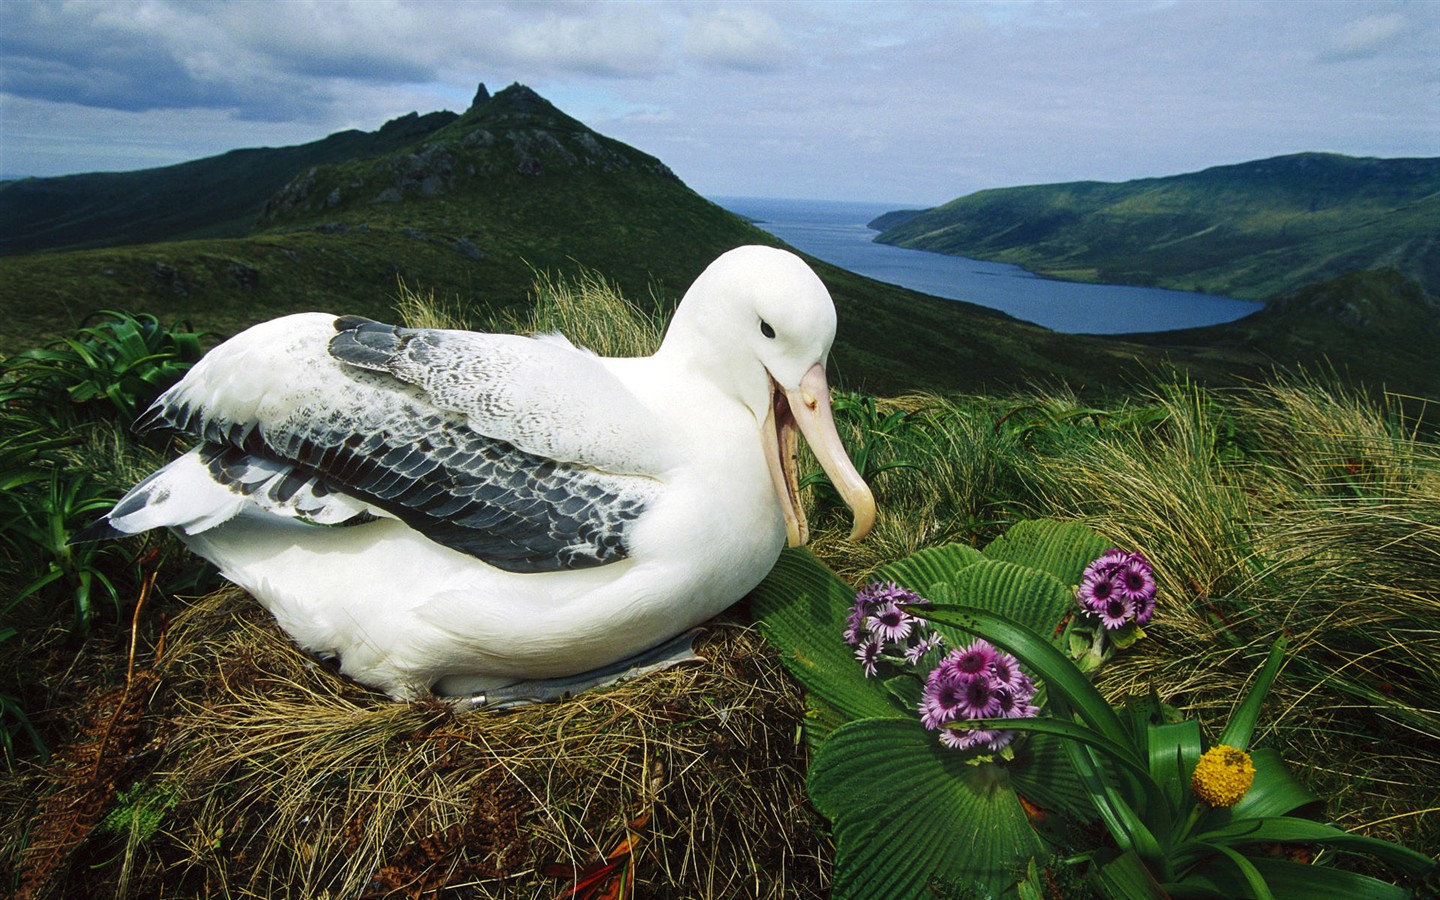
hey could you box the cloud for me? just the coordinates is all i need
[683,8,794,72]
[1319,12,1408,62]
[500,7,672,79]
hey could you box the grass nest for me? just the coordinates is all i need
[6,586,829,899]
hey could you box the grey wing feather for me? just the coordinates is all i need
[141,317,661,573]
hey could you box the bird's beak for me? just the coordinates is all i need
[762,362,876,547]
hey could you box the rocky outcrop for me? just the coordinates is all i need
[260,82,678,225]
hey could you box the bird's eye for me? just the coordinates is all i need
[760,320,776,339]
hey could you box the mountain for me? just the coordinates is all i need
[873,153,1440,300]
[0,83,1183,398]
[0,110,458,255]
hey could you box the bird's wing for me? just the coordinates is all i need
[137,313,672,573]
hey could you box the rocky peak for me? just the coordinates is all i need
[469,83,491,112]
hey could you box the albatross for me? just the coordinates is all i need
[77,245,875,701]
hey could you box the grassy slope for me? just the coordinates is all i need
[0,112,458,256]
[1127,268,1440,400]
[876,153,1440,300]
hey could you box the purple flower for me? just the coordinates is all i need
[1077,569,1120,615]
[940,727,999,751]
[987,650,1026,693]
[959,673,1003,718]
[1117,557,1156,603]
[867,601,915,643]
[845,581,925,646]
[1094,548,1131,571]
[855,639,883,678]
[919,669,969,730]
[940,638,999,679]
[1099,596,1134,630]
[1076,548,1158,628]
[995,684,1038,719]
[921,639,1040,752]
[1133,591,1156,626]
[904,631,945,665]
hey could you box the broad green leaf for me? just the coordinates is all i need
[1058,726,1165,864]
[1222,748,1321,820]
[1144,719,1202,824]
[1010,731,1096,823]
[1218,637,1288,750]
[751,549,901,737]
[1201,842,1275,900]
[926,559,1076,652]
[1091,850,1170,900]
[980,518,1114,588]
[809,717,1047,899]
[1185,816,1436,875]
[871,542,983,598]
[1167,855,1420,900]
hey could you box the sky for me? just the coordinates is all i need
[1,0,1436,205]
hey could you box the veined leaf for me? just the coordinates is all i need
[980,518,1115,588]
[751,548,901,737]
[809,717,1047,899]
[1173,855,1423,900]
[1184,816,1437,875]
[1091,849,1171,900]
[871,542,983,598]
[924,559,1076,652]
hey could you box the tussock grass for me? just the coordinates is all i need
[3,587,822,898]
[499,266,664,358]
[70,589,819,899]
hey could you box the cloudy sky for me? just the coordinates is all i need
[2,0,1436,204]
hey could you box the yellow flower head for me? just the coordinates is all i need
[1191,744,1256,807]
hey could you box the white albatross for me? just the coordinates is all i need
[77,245,875,701]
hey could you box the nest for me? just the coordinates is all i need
[8,587,829,899]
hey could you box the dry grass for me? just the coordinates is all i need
[498,267,665,359]
[5,587,826,899]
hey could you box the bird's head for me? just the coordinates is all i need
[663,245,876,546]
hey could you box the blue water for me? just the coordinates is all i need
[712,196,1263,335]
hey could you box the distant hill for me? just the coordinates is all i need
[0,110,458,255]
[873,153,1440,300]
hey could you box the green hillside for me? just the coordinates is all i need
[875,153,1440,300]
[1127,267,1440,398]
[0,110,457,255]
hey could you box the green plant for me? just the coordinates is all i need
[924,606,1436,897]
[2,468,128,637]
[753,519,1114,897]
[802,390,922,506]
[753,519,1437,898]
[0,628,44,762]
[0,310,208,427]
